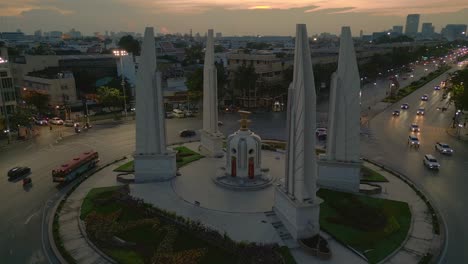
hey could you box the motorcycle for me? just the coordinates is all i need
[75,126,81,133]
[22,177,32,186]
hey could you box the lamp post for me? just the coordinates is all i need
[113,50,128,117]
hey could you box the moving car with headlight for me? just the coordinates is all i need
[423,154,440,170]
[408,135,420,148]
[421,94,429,101]
[416,108,425,115]
[434,85,441,90]
[401,103,409,109]
[435,142,453,155]
[392,110,400,116]
[410,123,420,132]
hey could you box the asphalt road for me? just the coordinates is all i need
[361,67,468,263]
[0,118,204,263]
[0,58,463,263]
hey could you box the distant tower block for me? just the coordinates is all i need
[200,29,224,157]
[318,26,361,192]
[273,24,322,240]
[213,111,273,190]
[134,27,176,182]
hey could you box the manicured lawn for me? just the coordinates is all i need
[382,66,450,103]
[361,166,388,182]
[113,146,204,172]
[80,186,290,264]
[80,186,123,219]
[317,189,411,264]
[114,160,134,172]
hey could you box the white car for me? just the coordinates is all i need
[184,110,194,117]
[423,154,440,169]
[410,123,420,132]
[50,117,64,125]
[416,108,425,115]
[435,142,454,155]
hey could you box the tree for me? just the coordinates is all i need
[233,65,257,99]
[23,91,50,111]
[9,109,33,128]
[118,35,140,55]
[185,68,204,102]
[184,44,204,65]
[216,62,228,103]
[97,86,123,111]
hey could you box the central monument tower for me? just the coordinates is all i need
[273,24,322,240]
[134,27,176,182]
[200,29,224,157]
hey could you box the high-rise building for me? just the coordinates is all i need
[215,32,222,39]
[441,24,467,41]
[392,26,403,35]
[421,23,435,38]
[0,48,17,127]
[405,14,420,36]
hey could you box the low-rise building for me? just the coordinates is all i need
[22,69,78,107]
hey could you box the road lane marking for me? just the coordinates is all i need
[24,211,39,225]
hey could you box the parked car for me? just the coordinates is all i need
[184,110,194,117]
[416,108,425,115]
[50,117,64,125]
[165,112,174,119]
[315,128,327,140]
[408,135,420,148]
[34,118,48,126]
[410,123,420,132]
[392,110,400,116]
[64,120,75,127]
[435,142,454,155]
[179,129,196,137]
[7,166,31,178]
[423,154,440,169]
[401,103,409,109]
[421,94,429,101]
[172,109,185,118]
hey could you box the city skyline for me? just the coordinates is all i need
[0,1,467,36]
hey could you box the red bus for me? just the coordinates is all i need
[52,150,99,182]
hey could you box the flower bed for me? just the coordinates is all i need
[81,185,294,264]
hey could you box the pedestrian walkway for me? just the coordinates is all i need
[446,126,468,141]
[57,163,125,264]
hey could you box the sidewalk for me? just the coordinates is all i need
[56,162,125,264]
[54,146,443,264]
[446,126,468,141]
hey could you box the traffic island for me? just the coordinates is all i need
[114,146,204,174]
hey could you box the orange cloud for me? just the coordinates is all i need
[123,0,468,15]
[0,1,73,16]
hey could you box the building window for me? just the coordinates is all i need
[0,71,7,77]
[61,85,68,90]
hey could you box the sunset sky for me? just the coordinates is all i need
[0,0,467,36]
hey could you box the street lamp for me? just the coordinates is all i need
[113,50,128,117]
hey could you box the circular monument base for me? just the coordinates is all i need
[213,169,274,191]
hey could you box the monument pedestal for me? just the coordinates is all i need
[134,151,176,183]
[273,187,322,240]
[317,155,361,193]
[200,130,224,157]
